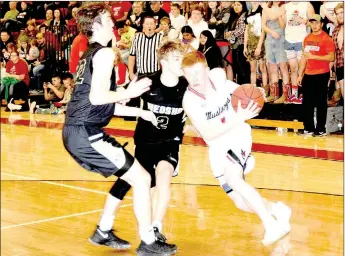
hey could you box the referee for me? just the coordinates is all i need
[126,16,163,118]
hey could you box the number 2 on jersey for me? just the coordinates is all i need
[157,116,169,129]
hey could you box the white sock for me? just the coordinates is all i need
[139,226,155,244]
[98,212,115,231]
[152,220,163,232]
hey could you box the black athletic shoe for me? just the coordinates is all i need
[153,227,177,251]
[312,131,328,137]
[136,240,177,256]
[153,227,167,242]
[89,226,131,249]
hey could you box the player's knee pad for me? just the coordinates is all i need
[217,175,233,194]
[109,178,131,200]
[244,154,255,176]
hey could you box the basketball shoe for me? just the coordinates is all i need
[262,220,290,246]
[136,239,177,256]
[89,226,131,249]
[272,202,292,233]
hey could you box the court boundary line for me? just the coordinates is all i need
[1,204,132,230]
[1,172,132,199]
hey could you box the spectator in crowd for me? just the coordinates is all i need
[181,25,198,53]
[225,1,250,84]
[320,0,342,36]
[262,1,290,102]
[111,1,132,22]
[52,9,66,27]
[114,21,136,64]
[278,1,315,104]
[1,49,30,109]
[67,7,78,37]
[25,20,37,41]
[66,1,80,20]
[0,1,19,31]
[17,33,30,59]
[244,2,268,92]
[146,1,169,32]
[169,3,185,37]
[114,48,130,87]
[208,1,231,40]
[126,1,145,32]
[158,16,178,43]
[187,6,215,46]
[198,30,223,69]
[1,30,15,60]
[43,73,65,102]
[298,14,335,137]
[69,32,88,75]
[42,9,53,27]
[15,1,33,30]
[330,3,344,105]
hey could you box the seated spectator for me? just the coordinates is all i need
[26,39,40,71]
[1,49,30,109]
[110,1,132,22]
[66,7,78,37]
[198,30,223,69]
[17,33,30,59]
[43,73,65,102]
[0,1,19,31]
[114,21,136,64]
[15,1,33,30]
[3,42,17,63]
[25,20,37,41]
[180,25,198,53]
[0,30,14,57]
[146,1,169,32]
[41,9,53,27]
[59,72,74,104]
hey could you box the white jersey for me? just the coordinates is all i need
[182,75,251,149]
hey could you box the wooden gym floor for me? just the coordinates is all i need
[1,109,343,256]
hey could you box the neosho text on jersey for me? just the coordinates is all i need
[147,103,183,115]
[205,97,231,120]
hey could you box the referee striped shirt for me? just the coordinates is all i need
[129,32,163,74]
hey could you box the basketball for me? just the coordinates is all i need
[231,84,265,112]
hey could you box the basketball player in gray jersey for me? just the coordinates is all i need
[62,3,176,255]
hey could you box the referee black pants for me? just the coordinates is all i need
[302,72,330,132]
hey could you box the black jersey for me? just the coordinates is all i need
[134,71,188,145]
[64,42,116,127]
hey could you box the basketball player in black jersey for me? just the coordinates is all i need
[62,4,176,256]
[88,41,188,250]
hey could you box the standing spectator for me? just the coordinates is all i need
[225,1,250,84]
[244,2,268,92]
[320,1,342,36]
[262,2,290,102]
[180,25,198,53]
[69,32,88,74]
[330,3,344,104]
[169,3,185,37]
[114,48,129,88]
[110,1,132,22]
[297,14,335,137]
[198,30,223,69]
[187,6,215,46]
[52,9,66,27]
[278,1,315,104]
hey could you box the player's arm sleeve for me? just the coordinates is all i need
[89,48,130,105]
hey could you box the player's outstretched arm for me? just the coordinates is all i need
[183,96,259,141]
[114,104,158,126]
[89,48,151,105]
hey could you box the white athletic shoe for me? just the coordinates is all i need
[262,221,289,246]
[272,202,292,233]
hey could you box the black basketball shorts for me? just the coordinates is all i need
[134,140,180,187]
[63,125,134,178]
[336,66,344,82]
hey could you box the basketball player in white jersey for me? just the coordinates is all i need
[181,51,292,246]
[278,1,315,103]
